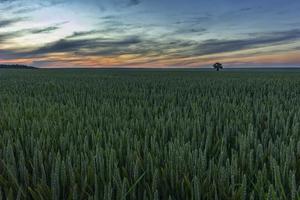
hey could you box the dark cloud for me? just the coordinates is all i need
[29,21,68,34]
[29,36,141,55]
[0,17,24,27]
[66,30,101,39]
[30,26,60,34]
[0,30,23,42]
[0,48,33,60]
[129,29,300,58]
[173,27,206,35]
[291,46,300,51]
[0,23,64,43]
[192,29,300,56]
[128,0,140,6]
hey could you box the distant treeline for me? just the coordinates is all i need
[0,64,36,69]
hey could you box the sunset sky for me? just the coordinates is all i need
[1,0,300,68]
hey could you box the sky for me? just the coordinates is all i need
[1,0,300,68]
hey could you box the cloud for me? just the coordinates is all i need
[0,0,64,14]
[0,17,24,27]
[29,22,68,34]
[0,23,65,43]
[173,27,206,35]
[175,15,212,25]
[11,7,39,14]
[128,0,140,6]
[30,26,60,34]
[28,35,141,55]
[192,29,300,56]
[65,30,101,39]
[0,30,24,42]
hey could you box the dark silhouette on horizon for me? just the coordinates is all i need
[0,64,36,69]
[213,62,223,71]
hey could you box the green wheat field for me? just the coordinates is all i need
[1,69,300,200]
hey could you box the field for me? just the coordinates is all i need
[1,69,300,200]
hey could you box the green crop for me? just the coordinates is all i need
[1,69,300,200]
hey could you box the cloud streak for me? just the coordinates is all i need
[0,22,66,43]
[193,29,300,56]
[0,17,25,27]
[26,33,140,54]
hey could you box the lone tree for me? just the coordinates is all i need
[213,62,223,71]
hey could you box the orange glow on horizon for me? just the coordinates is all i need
[2,51,300,68]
